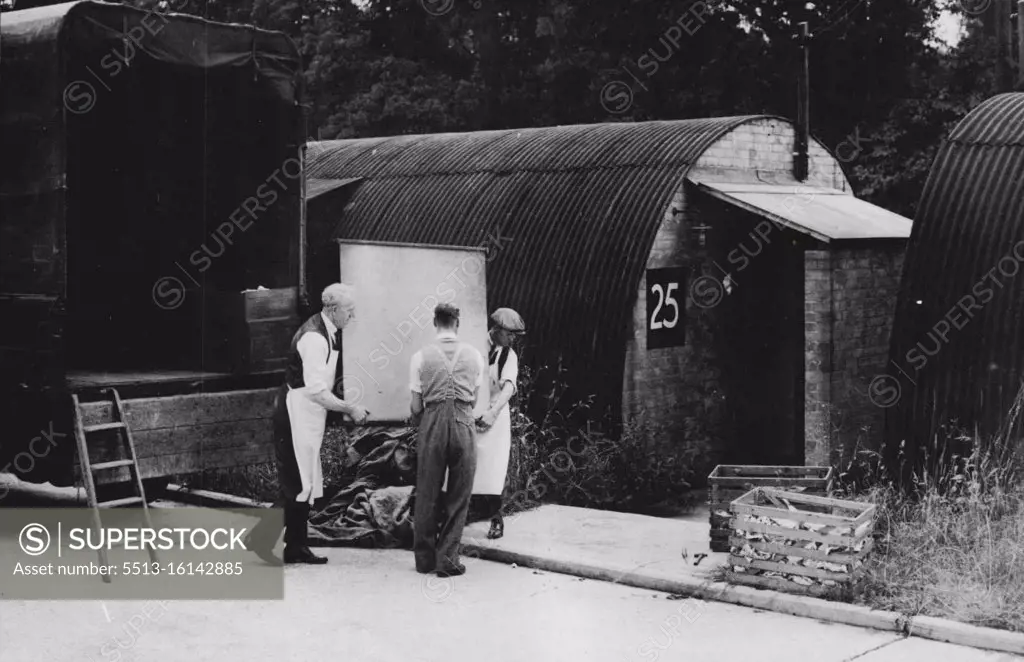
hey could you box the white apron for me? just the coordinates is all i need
[286,338,338,504]
[472,349,515,495]
[472,402,511,494]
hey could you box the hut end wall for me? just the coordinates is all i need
[812,243,906,467]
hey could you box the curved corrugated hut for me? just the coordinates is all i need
[308,116,911,471]
[885,93,1024,475]
[309,118,757,421]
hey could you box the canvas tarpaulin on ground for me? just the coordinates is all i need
[307,428,419,549]
[305,426,506,548]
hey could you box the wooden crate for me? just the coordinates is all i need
[725,487,876,598]
[76,388,279,484]
[707,465,833,552]
[202,288,300,374]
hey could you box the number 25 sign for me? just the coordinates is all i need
[646,267,686,349]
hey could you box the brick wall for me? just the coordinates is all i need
[689,118,849,189]
[827,244,906,464]
[622,187,706,449]
[805,251,834,466]
[622,180,733,479]
[622,117,847,474]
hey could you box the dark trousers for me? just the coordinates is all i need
[413,403,477,573]
[249,499,311,552]
[248,386,312,551]
[469,494,504,522]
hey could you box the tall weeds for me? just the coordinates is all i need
[839,386,1024,631]
[504,363,697,516]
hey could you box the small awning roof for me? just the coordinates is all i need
[306,177,362,201]
[689,179,912,242]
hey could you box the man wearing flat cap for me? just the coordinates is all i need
[409,302,485,577]
[246,283,369,565]
[472,307,526,539]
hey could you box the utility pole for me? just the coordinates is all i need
[794,22,810,182]
[1017,1,1024,89]
[299,103,310,314]
[996,0,1013,92]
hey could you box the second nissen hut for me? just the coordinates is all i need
[885,93,1024,478]
[306,116,912,473]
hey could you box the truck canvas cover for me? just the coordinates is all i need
[0,1,303,481]
[1,0,303,381]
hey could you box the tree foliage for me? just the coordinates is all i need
[1,0,1014,215]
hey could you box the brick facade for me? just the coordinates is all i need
[623,118,905,476]
[622,185,727,476]
[804,250,834,466]
[811,244,906,466]
[688,118,848,189]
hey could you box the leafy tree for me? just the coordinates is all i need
[1,0,1015,216]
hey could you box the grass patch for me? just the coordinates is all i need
[839,429,1024,632]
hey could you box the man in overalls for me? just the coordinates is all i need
[246,283,369,564]
[409,303,485,577]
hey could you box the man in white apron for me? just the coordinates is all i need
[472,307,525,539]
[246,283,369,564]
[409,303,485,577]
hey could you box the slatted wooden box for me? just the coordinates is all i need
[202,287,300,374]
[707,465,834,552]
[725,487,876,598]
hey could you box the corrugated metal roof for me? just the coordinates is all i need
[306,177,362,200]
[885,93,1024,474]
[691,180,913,242]
[1,1,75,34]
[307,116,779,418]
[0,0,293,37]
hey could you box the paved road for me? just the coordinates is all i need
[1,548,1020,662]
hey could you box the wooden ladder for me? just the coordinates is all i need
[72,388,158,583]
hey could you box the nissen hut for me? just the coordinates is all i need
[306,116,912,474]
[886,93,1024,477]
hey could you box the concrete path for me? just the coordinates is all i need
[461,504,1024,657]
[462,503,728,584]
[1,547,1019,662]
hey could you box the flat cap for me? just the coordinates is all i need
[490,307,526,333]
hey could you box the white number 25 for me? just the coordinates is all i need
[650,282,680,330]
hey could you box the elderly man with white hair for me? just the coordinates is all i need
[246,283,369,565]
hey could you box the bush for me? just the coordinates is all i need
[503,363,698,517]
